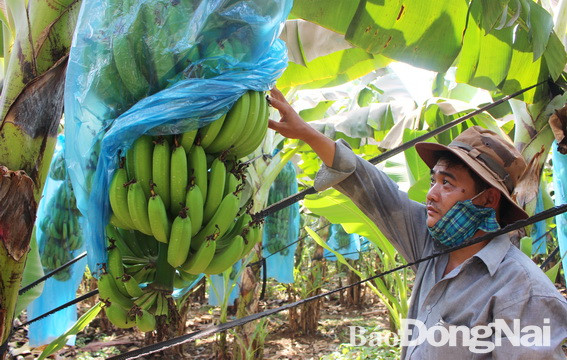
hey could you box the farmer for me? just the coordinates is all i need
[266,87,567,358]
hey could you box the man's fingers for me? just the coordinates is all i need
[270,87,286,102]
[268,119,282,132]
[266,96,288,114]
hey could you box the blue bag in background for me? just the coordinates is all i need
[262,160,300,283]
[27,135,87,346]
[208,261,241,307]
[64,0,292,274]
[552,142,567,284]
[324,224,362,261]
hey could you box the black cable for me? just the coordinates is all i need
[19,251,87,295]
[106,203,567,360]
[540,246,560,270]
[15,289,99,329]
[248,222,332,268]
[251,80,546,221]
[260,258,267,301]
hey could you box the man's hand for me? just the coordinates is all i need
[267,87,336,167]
[267,87,315,142]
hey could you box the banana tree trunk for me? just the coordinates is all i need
[0,57,68,357]
[509,95,567,247]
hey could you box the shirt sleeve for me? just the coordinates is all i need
[314,139,430,264]
[492,295,567,359]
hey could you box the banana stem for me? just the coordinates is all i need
[152,242,174,292]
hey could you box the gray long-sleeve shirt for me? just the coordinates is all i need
[314,139,567,359]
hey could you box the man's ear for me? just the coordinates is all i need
[479,187,501,209]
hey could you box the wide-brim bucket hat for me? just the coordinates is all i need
[415,126,529,225]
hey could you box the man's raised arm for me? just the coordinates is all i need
[267,87,336,167]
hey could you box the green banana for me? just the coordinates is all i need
[203,157,226,223]
[107,245,125,280]
[181,239,216,275]
[234,92,269,158]
[142,2,177,90]
[127,181,153,236]
[148,189,171,244]
[204,235,244,275]
[170,143,188,215]
[185,184,203,237]
[231,91,260,150]
[173,271,198,288]
[132,265,156,284]
[167,209,192,268]
[198,113,226,149]
[121,273,144,298]
[134,291,158,311]
[187,145,208,203]
[191,192,240,250]
[98,273,134,310]
[205,92,250,153]
[106,226,136,258]
[137,232,159,257]
[112,32,150,99]
[152,137,171,210]
[116,228,146,259]
[109,168,135,229]
[216,213,251,251]
[131,135,154,198]
[180,129,198,153]
[109,212,133,230]
[105,304,136,329]
[241,223,261,258]
[124,263,147,277]
[136,309,157,332]
[224,171,241,198]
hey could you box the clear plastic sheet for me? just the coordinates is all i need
[27,135,87,346]
[64,0,292,273]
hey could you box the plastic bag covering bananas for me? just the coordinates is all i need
[263,160,298,256]
[38,168,83,282]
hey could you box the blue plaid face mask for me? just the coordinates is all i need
[427,191,500,249]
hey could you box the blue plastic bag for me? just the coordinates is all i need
[208,261,241,306]
[27,135,87,346]
[552,143,567,284]
[64,0,292,274]
[262,160,300,283]
[324,223,362,261]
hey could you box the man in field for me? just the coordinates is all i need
[267,87,567,358]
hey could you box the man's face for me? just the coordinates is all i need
[426,159,478,227]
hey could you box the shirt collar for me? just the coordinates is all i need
[472,234,511,276]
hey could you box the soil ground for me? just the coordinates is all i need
[8,281,567,359]
[9,293,391,359]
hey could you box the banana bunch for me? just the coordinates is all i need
[102,90,270,328]
[38,179,83,281]
[101,225,201,331]
[198,90,270,158]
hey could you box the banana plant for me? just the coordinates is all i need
[0,0,81,353]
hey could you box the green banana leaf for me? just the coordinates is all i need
[290,0,566,103]
[277,47,390,91]
[304,188,396,259]
[403,129,431,186]
[299,100,336,122]
[38,302,104,360]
